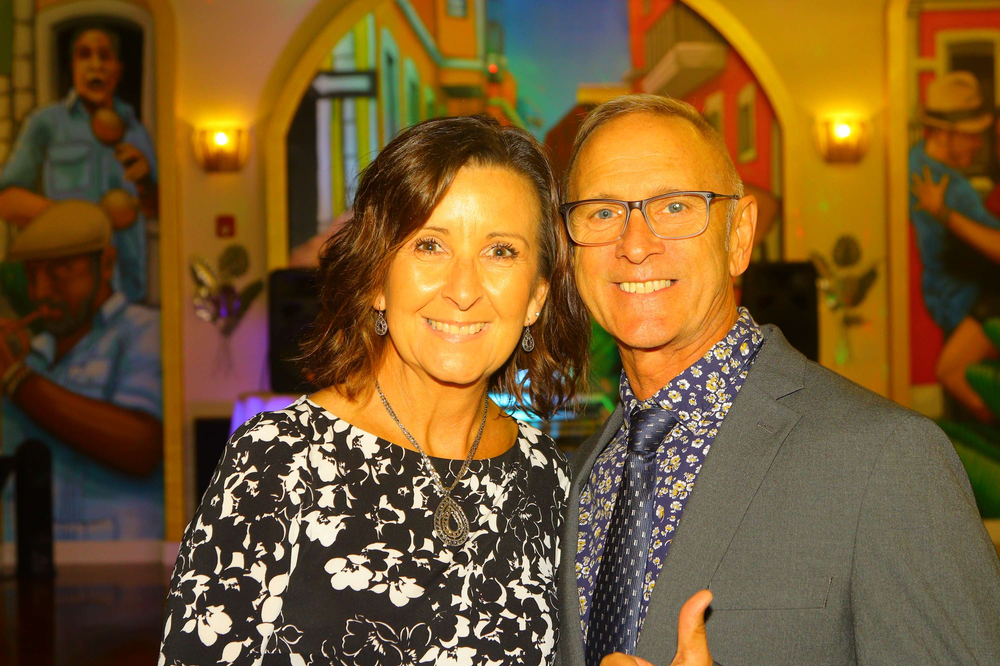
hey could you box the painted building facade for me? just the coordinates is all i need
[286,0,522,254]
[627,0,782,258]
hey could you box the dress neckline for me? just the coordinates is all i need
[298,396,524,464]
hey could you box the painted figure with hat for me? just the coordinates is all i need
[910,70,1000,423]
[0,24,158,305]
[0,200,163,542]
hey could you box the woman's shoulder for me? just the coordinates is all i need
[513,420,568,470]
[223,397,328,473]
[229,396,316,446]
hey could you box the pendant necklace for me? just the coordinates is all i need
[375,382,488,547]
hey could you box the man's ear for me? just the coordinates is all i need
[109,58,123,91]
[728,195,758,278]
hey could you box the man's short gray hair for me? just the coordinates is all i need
[565,94,744,234]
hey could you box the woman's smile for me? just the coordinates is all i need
[424,317,490,337]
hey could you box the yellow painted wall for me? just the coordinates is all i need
[684,0,890,395]
[165,0,895,536]
[36,0,150,9]
[435,0,479,59]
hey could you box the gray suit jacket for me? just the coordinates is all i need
[557,325,1000,665]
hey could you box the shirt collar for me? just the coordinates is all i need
[619,307,763,433]
[64,91,133,122]
[29,292,128,366]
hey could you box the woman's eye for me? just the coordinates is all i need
[491,245,517,258]
[416,240,441,253]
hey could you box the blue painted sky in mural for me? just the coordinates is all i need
[488,0,631,138]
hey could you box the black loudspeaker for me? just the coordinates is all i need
[195,418,232,501]
[16,440,54,579]
[741,262,819,362]
[268,269,320,394]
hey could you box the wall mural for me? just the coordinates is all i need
[907,0,1000,517]
[283,0,784,402]
[0,3,163,553]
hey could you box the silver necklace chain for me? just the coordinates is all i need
[375,382,488,546]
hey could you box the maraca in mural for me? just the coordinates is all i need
[90,105,143,230]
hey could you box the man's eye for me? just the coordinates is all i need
[666,202,686,214]
[594,208,616,220]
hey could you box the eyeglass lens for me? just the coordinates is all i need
[566,194,710,244]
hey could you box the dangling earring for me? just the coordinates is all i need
[521,326,535,352]
[375,310,388,336]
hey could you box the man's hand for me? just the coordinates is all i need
[0,323,30,377]
[671,590,713,665]
[911,166,951,222]
[115,143,152,184]
[599,590,714,666]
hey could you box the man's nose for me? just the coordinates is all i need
[616,207,666,263]
[441,257,484,311]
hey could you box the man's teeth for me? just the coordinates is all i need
[426,319,486,335]
[618,279,672,293]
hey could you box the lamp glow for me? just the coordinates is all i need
[817,117,869,163]
[194,127,249,172]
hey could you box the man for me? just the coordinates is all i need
[1,201,162,542]
[557,94,1000,666]
[0,26,158,303]
[909,71,1000,422]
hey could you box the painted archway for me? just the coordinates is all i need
[261,0,804,271]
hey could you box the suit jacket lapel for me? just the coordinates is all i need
[636,325,805,660]
[559,404,624,665]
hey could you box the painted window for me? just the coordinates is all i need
[424,85,437,120]
[404,59,421,126]
[702,91,724,136]
[380,29,401,144]
[737,82,757,163]
[447,0,468,18]
[334,32,360,207]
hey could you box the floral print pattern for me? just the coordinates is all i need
[576,308,764,637]
[160,397,569,665]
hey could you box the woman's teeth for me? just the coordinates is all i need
[618,279,672,294]
[426,319,486,335]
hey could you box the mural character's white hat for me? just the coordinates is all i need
[922,71,994,134]
[7,200,113,262]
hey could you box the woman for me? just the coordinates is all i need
[159,116,591,665]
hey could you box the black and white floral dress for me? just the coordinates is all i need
[159,396,569,666]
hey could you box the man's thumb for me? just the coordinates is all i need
[676,590,713,655]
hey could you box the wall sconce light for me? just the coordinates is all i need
[816,117,870,163]
[193,127,250,172]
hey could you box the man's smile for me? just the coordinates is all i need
[616,279,674,294]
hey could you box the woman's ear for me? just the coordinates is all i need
[526,279,550,326]
[373,292,386,311]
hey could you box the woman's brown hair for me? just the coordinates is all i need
[299,115,590,418]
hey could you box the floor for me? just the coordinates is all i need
[0,565,168,666]
[0,539,998,666]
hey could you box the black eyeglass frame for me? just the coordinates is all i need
[558,190,741,247]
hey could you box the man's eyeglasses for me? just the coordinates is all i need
[559,191,740,246]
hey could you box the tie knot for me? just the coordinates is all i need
[627,407,676,453]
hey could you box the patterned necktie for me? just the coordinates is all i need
[586,406,677,666]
